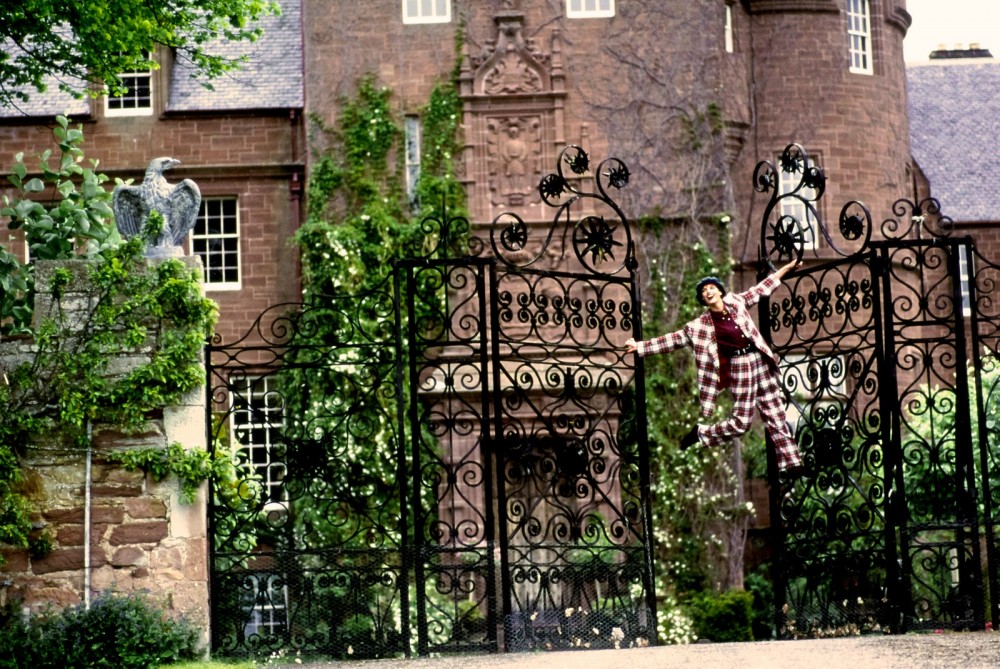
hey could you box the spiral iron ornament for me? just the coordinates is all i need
[491,145,635,275]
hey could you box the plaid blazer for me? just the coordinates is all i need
[636,275,782,419]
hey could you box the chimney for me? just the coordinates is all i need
[929,43,994,59]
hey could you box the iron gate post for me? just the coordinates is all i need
[946,237,987,629]
[966,239,1000,628]
[873,244,909,633]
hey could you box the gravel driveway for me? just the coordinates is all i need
[272,632,1000,669]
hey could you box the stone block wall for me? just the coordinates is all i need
[0,258,210,640]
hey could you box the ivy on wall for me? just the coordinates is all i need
[0,117,219,560]
[279,62,467,554]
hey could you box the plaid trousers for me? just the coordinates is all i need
[699,350,802,471]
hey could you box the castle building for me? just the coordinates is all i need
[0,1,921,340]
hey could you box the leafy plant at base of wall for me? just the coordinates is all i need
[0,117,218,560]
[685,588,755,642]
[0,589,200,669]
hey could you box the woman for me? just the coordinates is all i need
[625,260,803,473]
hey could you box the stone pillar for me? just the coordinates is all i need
[0,258,210,643]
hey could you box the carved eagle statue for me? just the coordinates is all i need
[112,157,201,257]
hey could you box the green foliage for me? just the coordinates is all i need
[893,356,1000,619]
[0,485,31,556]
[744,564,776,640]
[686,589,755,642]
[208,70,469,654]
[0,590,200,669]
[299,72,467,297]
[0,246,30,335]
[0,0,280,108]
[21,240,217,437]
[678,102,725,152]
[0,115,120,334]
[286,72,466,551]
[898,358,1000,521]
[26,530,54,560]
[655,594,697,645]
[300,77,413,296]
[0,121,218,560]
[161,663,255,669]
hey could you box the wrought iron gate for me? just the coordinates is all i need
[757,144,1000,637]
[206,147,655,659]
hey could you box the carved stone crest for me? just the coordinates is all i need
[487,116,542,206]
[460,5,566,217]
[471,12,550,96]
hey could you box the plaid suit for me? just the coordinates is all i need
[636,275,802,471]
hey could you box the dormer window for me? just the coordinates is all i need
[105,52,154,116]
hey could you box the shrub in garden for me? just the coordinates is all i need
[0,591,200,668]
[686,589,755,643]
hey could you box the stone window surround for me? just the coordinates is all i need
[231,374,287,508]
[104,51,154,117]
[725,2,735,53]
[777,150,822,252]
[242,573,290,638]
[847,0,874,75]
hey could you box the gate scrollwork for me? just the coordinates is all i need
[760,144,1000,638]
[208,146,654,658]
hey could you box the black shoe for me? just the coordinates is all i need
[680,426,699,450]
[782,463,807,478]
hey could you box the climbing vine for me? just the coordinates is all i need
[110,441,252,506]
[0,117,219,560]
[233,45,471,569]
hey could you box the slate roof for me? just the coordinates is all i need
[167,0,303,112]
[907,57,1000,223]
[0,74,90,118]
[0,0,302,118]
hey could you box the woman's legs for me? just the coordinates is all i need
[698,352,802,471]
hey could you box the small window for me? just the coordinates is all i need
[847,0,873,74]
[777,155,820,251]
[402,0,451,24]
[105,52,154,116]
[231,375,286,508]
[192,197,241,290]
[404,116,422,211]
[724,4,734,53]
[566,0,615,19]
